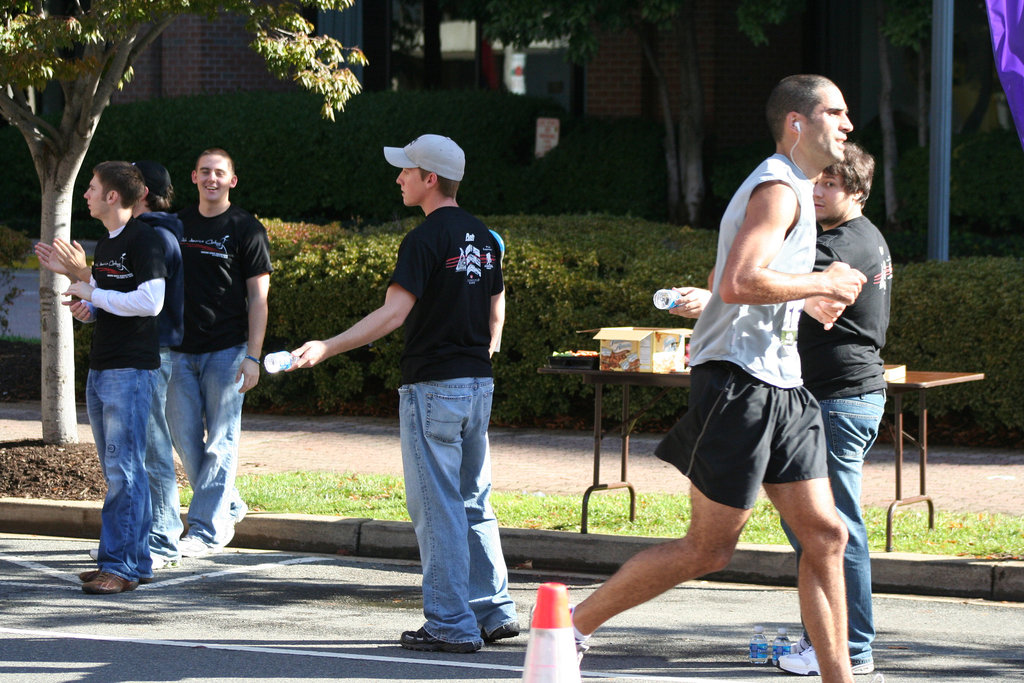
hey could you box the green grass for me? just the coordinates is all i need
[181,471,1024,559]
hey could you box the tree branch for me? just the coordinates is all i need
[0,87,62,153]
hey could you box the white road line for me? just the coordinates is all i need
[0,626,742,681]
[139,555,327,589]
[0,552,80,584]
[0,551,328,590]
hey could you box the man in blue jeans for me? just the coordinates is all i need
[167,148,272,558]
[37,161,166,594]
[38,160,185,570]
[289,134,518,654]
[778,143,892,676]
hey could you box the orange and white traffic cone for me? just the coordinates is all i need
[522,582,582,683]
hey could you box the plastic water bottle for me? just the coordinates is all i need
[749,625,769,665]
[263,351,295,374]
[653,288,682,310]
[772,627,792,666]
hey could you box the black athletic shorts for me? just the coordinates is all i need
[655,360,827,509]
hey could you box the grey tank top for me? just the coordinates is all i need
[688,154,816,388]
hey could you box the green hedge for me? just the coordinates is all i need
[250,220,1024,434]
[245,215,717,425]
[708,129,1024,261]
[0,90,666,229]
[884,257,1024,430]
[895,130,1024,236]
[68,216,1022,435]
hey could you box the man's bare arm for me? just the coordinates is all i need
[290,283,416,369]
[718,181,865,306]
[489,290,505,356]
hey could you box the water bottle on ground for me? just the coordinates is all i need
[771,627,792,666]
[749,625,769,665]
[653,288,682,310]
[263,351,295,374]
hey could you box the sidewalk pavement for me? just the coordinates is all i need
[2,400,1022,602]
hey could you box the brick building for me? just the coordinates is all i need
[112,2,880,151]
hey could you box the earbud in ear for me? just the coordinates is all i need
[793,121,801,133]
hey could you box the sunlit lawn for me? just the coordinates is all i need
[180,471,1024,559]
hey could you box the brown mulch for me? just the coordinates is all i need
[0,340,97,500]
[0,439,106,501]
[0,338,184,502]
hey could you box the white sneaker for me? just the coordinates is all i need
[151,555,181,570]
[792,635,812,655]
[178,535,223,558]
[779,646,820,675]
[779,646,875,676]
[852,659,876,674]
[88,548,98,561]
[568,605,590,664]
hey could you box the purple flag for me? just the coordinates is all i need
[986,0,1024,149]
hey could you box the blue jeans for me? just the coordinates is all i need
[783,390,885,666]
[399,378,518,645]
[146,348,183,561]
[166,344,247,546]
[86,367,155,581]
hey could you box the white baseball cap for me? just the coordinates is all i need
[383,134,465,181]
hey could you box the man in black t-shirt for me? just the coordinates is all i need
[778,143,891,676]
[166,148,272,558]
[289,135,518,653]
[38,161,166,594]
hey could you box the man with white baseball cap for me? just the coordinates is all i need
[288,134,518,653]
[383,133,465,181]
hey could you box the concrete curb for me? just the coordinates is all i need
[2,498,1021,601]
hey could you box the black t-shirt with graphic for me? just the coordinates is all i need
[174,204,273,354]
[89,217,166,370]
[798,215,893,400]
[390,206,503,385]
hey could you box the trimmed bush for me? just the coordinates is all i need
[247,215,718,426]
[884,257,1024,430]
[248,219,1024,436]
[66,215,1022,437]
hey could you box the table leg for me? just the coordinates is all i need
[885,390,936,552]
[620,385,636,522]
[580,382,636,534]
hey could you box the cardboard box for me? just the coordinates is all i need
[593,327,692,373]
[883,364,907,382]
[651,328,692,374]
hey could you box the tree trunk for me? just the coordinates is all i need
[38,171,82,444]
[636,25,682,224]
[877,1,900,228]
[674,12,704,228]
[24,112,94,444]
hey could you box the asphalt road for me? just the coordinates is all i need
[2,533,1022,682]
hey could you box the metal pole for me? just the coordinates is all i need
[927,0,953,262]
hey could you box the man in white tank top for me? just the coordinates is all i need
[570,76,868,683]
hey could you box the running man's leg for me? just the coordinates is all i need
[572,484,750,635]
[766,478,852,683]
